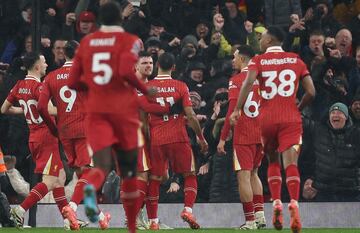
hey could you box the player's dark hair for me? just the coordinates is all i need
[266,26,285,43]
[237,45,255,59]
[158,52,175,71]
[22,52,41,71]
[64,40,79,59]
[99,2,122,26]
[138,51,152,59]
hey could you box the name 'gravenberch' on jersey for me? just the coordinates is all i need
[260,57,297,65]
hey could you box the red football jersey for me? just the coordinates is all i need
[7,76,57,143]
[248,46,310,123]
[42,61,85,139]
[221,67,261,144]
[147,75,193,146]
[68,26,145,117]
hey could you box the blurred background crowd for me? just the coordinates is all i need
[0,0,360,207]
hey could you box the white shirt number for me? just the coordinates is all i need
[156,96,177,121]
[19,99,43,124]
[243,91,259,118]
[60,86,77,112]
[92,52,113,85]
[261,69,296,99]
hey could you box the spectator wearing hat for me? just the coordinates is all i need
[183,60,211,102]
[63,11,97,41]
[301,102,360,201]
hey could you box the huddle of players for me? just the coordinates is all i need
[0,2,315,233]
[1,2,209,233]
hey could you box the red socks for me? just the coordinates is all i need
[146,179,160,219]
[136,179,148,211]
[20,182,48,211]
[242,202,255,221]
[184,175,197,208]
[267,163,282,201]
[253,195,264,213]
[71,168,105,205]
[53,187,68,216]
[285,164,300,201]
[121,177,138,232]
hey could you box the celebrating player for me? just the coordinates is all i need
[38,40,110,230]
[230,26,315,233]
[217,45,266,230]
[1,52,68,228]
[67,2,156,233]
[144,52,208,230]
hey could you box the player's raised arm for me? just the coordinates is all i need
[298,75,316,111]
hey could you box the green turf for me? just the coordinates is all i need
[0,228,359,233]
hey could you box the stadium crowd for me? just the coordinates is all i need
[0,0,360,229]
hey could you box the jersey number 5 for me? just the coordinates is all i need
[92,52,113,85]
[261,69,296,99]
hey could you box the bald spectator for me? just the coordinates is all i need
[335,28,353,57]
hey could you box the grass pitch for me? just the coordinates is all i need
[0,228,359,233]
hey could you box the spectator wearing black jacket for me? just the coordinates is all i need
[302,102,360,201]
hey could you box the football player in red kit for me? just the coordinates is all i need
[230,27,315,233]
[1,52,68,228]
[67,2,157,233]
[218,45,266,229]
[144,52,208,230]
[38,40,110,230]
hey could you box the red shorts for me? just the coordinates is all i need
[233,144,263,171]
[29,141,63,176]
[61,138,91,168]
[261,122,302,154]
[150,142,195,176]
[85,113,143,153]
[137,146,151,172]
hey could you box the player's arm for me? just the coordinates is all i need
[298,75,316,111]
[230,70,257,125]
[217,98,236,155]
[0,100,23,115]
[184,106,208,154]
[38,84,58,137]
[138,95,170,114]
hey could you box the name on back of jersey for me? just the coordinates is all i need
[260,57,297,65]
[90,37,116,47]
[18,88,31,94]
[57,73,69,80]
[157,86,175,93]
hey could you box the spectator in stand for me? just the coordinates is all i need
[218,0,248,45]
[302,103,360,201]
[348,46,360,99]
[264,0,302,29]
[350,93,360,127]
[63,11,97,41]
[47,39,66,72]
[304,0,341,38]
[301,30,325,68]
